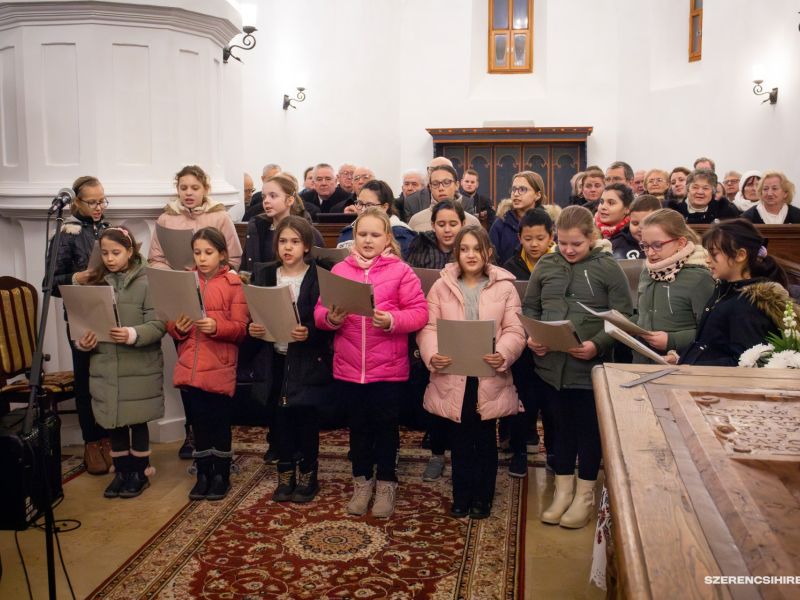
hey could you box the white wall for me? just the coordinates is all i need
[240,0,798,190]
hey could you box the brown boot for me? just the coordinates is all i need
[84,441,109,475]
[100,438,113,471]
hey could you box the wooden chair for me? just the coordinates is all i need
[0,276,75,415]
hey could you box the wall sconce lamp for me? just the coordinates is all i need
[283,87,307,110]
[752,80,778,104]
[223,25,257,63]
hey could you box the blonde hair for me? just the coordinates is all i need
[353,208,401,256]
[641,208,700,244]
[556,205,597,241]
[758,171,795,205]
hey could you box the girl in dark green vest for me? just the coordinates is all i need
[77,228,166,499]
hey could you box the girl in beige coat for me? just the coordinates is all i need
[417,226,526,520]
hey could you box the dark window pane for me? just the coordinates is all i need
[512,0,529,29]
[691,15,701,54]
[513,33,527,66]
[494,34,508,67]
[493,0,509,29]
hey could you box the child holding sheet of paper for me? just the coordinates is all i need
[417,225,526,520]
[523,206,632,530]
[315,208,428,519]
[167,227,249,502]
[248,216,334,504]
[76,228,166,499]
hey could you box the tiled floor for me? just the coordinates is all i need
[0,443,605,599]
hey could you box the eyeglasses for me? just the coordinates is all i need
[339,171,354,178]
[723,179,740,185]
[430,179,455,189]
[510,186,532,195]
[639,239,678,252]
[244,188,256,194]
[355,201,383,209]
[79,198,109,209]
[647,178,666,185]
[353,174,372,182]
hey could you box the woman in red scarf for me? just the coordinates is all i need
[595,183,633,239]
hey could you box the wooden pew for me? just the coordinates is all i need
[689,224,800,264]
[235,221,344,253]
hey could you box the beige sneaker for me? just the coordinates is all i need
[346,476,374,515]
[371,480,398,518]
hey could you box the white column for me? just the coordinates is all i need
[0,0,246,444]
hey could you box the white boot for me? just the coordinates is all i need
[347,476,375,516]
[541,474,575,524]
[559,478,596,529]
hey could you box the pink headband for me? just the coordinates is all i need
[106,226,132,244]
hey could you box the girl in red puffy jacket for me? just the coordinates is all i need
[167,227,249,502]
[315,208,428,519]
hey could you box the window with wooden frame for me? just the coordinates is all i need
[689,0,703,62]
[489,0,533,73]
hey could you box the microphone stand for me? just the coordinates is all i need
[23,201,68,600]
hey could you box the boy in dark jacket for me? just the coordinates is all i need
[611,194,661,260]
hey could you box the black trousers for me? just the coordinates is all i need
[173,339,193,430]
[109,423,149,453]
[342,380,401,482]
[265,353,285,445]
[546,384,601,480]
[183,387,233,452]
[274,404,319,471]
[448,378,497,506]
[510,352,553,455]
[427,413,449,456]
[69,339,106,443]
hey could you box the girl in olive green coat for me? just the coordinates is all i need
[523,206,633,530]
[635,209,715,363]
[77,228,166,499]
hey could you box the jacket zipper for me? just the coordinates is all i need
[664,284,674,314]
[361,268,369,383]
[584,269,595,296]
[190,276,209,383]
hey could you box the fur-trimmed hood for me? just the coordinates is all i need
[163,197,226,217]
[740,281,796,329]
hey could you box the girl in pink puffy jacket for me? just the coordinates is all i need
[417,225,526,520]
[315,209,428,519]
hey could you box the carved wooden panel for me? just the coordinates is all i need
[466,145,491,199]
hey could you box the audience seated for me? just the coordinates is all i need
[604,161,634,189]
[300,163,353,213]
[460,168,496,225]
[403,157,452,219]
[722,171,741,203]
[611,194,661,259]
[408,165,481,232]
[665,166,690,209]
[673,169,740,224]
[741,171,800,224]
[643,169,669,203]
[632,170,646,196]
[395,170,426,222]
[243,163,282,221]
[733,170,762,213]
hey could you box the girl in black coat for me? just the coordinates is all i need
[679,219,790,366]
[248,216,334,503]
[49,175,111,474]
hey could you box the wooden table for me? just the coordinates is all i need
[593,364,800,600]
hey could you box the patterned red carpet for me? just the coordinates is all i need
[88,427,527,599]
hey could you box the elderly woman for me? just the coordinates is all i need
[674,169,740,224]
[733,170,762,213]
[741,171,800,224]
[643,169,669,202]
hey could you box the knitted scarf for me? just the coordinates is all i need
[350,245,394,270]
[594,212,630,239]
[646,241,696,282]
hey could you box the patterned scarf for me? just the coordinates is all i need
[646,242,696,282]
[594,212,630,239]
[350,245,394,270]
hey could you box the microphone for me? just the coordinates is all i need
[48,187,76,214]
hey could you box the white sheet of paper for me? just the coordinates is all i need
[618,259,644,308]
[59,285,119,343]
[412,267,441,297]
[316,265,374,317]
[577,302,651,336]
[243,284,300,343]
[155,224,195,270]
[310,246,350,264]
[437,319,495,377]
[516,313,582,352]
[145,267,204,321]
[603,321,668,365]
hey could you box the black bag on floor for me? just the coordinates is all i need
[0,408,63,531]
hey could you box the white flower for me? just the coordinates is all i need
[764,350,800,369]
[738,343,773,368]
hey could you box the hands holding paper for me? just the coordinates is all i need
[73,270,91,285]
[327,305,349,326]
[249,322,308,341]
[372,310,392,331]
[175,314,217,335]
[566,341,598,361]
[109,328,131,343]
[430,352,505,371]
[527,339,550,356]
[77,330,98,351]
[640,330,668,351]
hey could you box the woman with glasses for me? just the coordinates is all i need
[489,171,547,265]
[50,175,113,475]
[633,209,715,363]
[674,169,740,224]
[336,180,417,259]
[643,169,669,203]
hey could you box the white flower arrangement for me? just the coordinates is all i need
[739,302,800,369]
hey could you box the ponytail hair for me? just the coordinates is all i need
[702,218,787,288]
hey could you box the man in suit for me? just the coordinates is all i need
[299,163,353,213]
[460,168,495,226]
[395,170,426,222]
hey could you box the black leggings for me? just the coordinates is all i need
[109,423,149,453]
[274,404,319,471]
[182,387,233,453]
[69,338,106,443]
[343,381,401,482]
[546,385,601,480]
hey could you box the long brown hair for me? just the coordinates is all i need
[452,225,496,276]
[641,208,700,244]
[86,227,142,285]
[191,227,229,266]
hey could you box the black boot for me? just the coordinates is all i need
[206,451,232,501]
[104,455,130,498]
[272,461,296,502]
[189,454,213,501]
[119,456,150,498]
[291,461,319,503]
[178,424,194,460]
